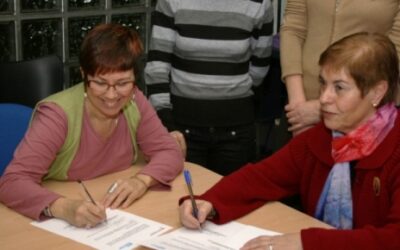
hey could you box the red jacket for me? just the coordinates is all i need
[200,110,400,250]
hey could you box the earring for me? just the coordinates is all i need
[372,103,378,107]
[84,92,87,98]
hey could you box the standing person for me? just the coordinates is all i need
[145,0,274,175]
[180,32,400,249]
[280,0,400,136]
[0,23,184,228]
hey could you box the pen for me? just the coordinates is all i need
[77,179,97,205]
[78,180,108,224]
[183,169,201,230]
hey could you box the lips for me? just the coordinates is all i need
[321,109,336,114]
[102,98,120,108]
[104,101,118,108]
[321,110,337,119]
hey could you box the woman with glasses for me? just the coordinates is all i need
[0,24,184,228]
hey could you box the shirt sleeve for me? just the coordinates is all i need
[0,103,67,220]
[301,224,400,250]
[144,0,176,110]
[134,88,184,187]
[249,0,274,87]
[279,0,307,80]
[200,141,302,224]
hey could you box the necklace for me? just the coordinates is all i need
[114,116,119,128]
[84,98,120,139]
[100,116,119,140]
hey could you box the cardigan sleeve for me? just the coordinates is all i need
[199,140,303,224]
[279,0,307,80]
[0,103,66,220]
[301,224,400,250]
[134,88,184,187]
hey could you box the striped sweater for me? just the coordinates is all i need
[145,0,274,126]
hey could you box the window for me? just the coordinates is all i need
[0,0,154,88]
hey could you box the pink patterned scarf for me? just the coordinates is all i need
[332,103,397,163]
[315,103,397,229]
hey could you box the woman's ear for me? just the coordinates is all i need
[370,80,388,107]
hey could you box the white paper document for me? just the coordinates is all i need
[141,221,280,250]
[31,209,172,250]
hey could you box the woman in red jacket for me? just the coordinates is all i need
[179,32,400,250]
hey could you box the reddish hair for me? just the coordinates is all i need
[79,23,143,83]
[319,32,399,106]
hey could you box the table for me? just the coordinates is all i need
[0,162,331,250]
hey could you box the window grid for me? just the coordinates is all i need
[0,0,154,87]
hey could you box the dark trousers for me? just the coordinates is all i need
[176,123,256,176]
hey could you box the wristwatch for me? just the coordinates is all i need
[43,206,53,217]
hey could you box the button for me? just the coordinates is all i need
[209,127,215,133]
[231,131,236,136]
[185,129,190,134]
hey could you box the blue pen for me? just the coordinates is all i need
[183,169,200,222]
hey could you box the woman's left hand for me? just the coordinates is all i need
[102,175,150,209]
[240,233,302,250]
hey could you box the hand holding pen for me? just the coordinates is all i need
[179,197,215,230]
[77,180,107,228]
[183,169,202,230]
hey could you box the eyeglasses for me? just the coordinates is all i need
[88,79,134,95]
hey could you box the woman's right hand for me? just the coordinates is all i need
[50,197,106,228]
[179,199,213,229]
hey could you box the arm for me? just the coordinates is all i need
[280,0,307,89]
[0,103,107,227]
[301,227,400,250]
[285,74,306,106]
[0,104,67,220]
[134,89,184,187]
[249,0,274,87]
[199,141,303,224]
[387,3,400,66]
[280,0,321,135]
[144,0,176,111]
[387,4,400,103]
[101,89,183,209]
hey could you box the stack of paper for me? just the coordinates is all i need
[141,221,281,250]
[31,209,172,250]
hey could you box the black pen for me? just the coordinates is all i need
[78,179,97,205]
[183,169,201,230]
[78,180,107,223]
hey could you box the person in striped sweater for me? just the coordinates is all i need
[145,0,274,175]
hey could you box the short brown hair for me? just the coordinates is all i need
[319,32,399,105]
[80,23,144,83]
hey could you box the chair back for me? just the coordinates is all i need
[0,103,33,175]
[0,55,64,108]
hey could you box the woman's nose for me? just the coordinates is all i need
[319,86,333,104]
[104,86,119,98]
